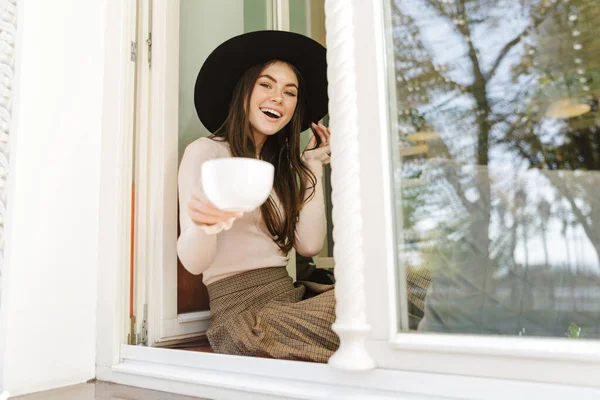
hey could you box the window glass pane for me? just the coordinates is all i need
[289,0,327,150]
[179,0,271,161]
[386,0,600,338]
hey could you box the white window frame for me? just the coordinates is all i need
[358,0,600,389]
[141,0,212,345]
[132,0,299,346]
[138,0,302,345]
[96,0,600,398]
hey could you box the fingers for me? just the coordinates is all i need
[188,192,243,225]
[303,122,332,167]
[306,133,317,150]
[188,208,235,225]
[311,122,329,146]
[319,123,330,142]
[191,194,242,217]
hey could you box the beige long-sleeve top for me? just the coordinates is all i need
[177,137,326,285]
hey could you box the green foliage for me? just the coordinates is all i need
[566,323,582,338]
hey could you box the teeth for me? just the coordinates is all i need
[260,108,281,118]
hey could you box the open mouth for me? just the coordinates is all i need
[260,107,282,119]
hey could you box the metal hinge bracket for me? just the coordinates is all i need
[140,304,148,345]
[127,304,148,345]
[147,32,152,67]
[130,41,137,62]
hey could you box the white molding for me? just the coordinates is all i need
[275,0,295,282]
[177,311,211,324]
[390,333,600,362]
[265,0,274,30]
[132,0,153,343]
[351,0,402,342]
[273,0,290,31]
[0,0,17,310]
[305,0,312,38]
[324,0,375,371]
[96,0,138,369]
[146,0,197,345]
[93,344,600,400]
[161,317,209,340]
[0,0,17,394]
[368,336,600,389]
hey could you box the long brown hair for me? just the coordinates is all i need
[210,60,318,254]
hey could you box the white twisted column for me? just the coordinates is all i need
[0,0,17,317]
[325,0,375,371]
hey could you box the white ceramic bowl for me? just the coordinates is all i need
[201,158,274,212]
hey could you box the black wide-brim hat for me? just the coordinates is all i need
[194,30,328,133]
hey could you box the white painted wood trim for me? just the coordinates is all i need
[161,317,209,340]
[96,0,138,369]
[0,0,18,394]
[132,0,153,343]
[389,333,600,362]
[146,0,195,345]
[132,0,214,345]
[305,0,313,38]
[352,0,402,342]
[275,0,295,282]
[93,344,600,400]
[273,0,290,31]
[378,0,410,334]
[324,0,375,371]
[368,336,600,388]
[142,0,300,345]
[0,0,16,276]
[265,0,274,30]
[177,311,211,324]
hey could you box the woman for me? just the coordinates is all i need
[177,31,339,363]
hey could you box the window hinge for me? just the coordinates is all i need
[130,41,137,62]
[128,315,137,344]
[147,32,152,67]
[140,304,148,345]
[127,304,148,345]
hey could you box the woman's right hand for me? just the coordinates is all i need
[186,186,243,226]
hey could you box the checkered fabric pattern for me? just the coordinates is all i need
[206,267,340,363]
[406,265,432,330]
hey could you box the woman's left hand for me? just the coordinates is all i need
[302,122,331,166]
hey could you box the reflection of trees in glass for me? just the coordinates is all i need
[503,0,600,260]
[392,0,600,336]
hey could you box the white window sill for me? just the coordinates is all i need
[360,334,600,389]
[95,344,600,400]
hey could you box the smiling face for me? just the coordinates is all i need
[248,61,299,146]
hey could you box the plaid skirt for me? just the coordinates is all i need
[206,267,340,363]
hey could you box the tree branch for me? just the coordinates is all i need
[486,29,527,82]
[486,1,562,82]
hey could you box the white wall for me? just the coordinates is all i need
[0,0,105,396]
